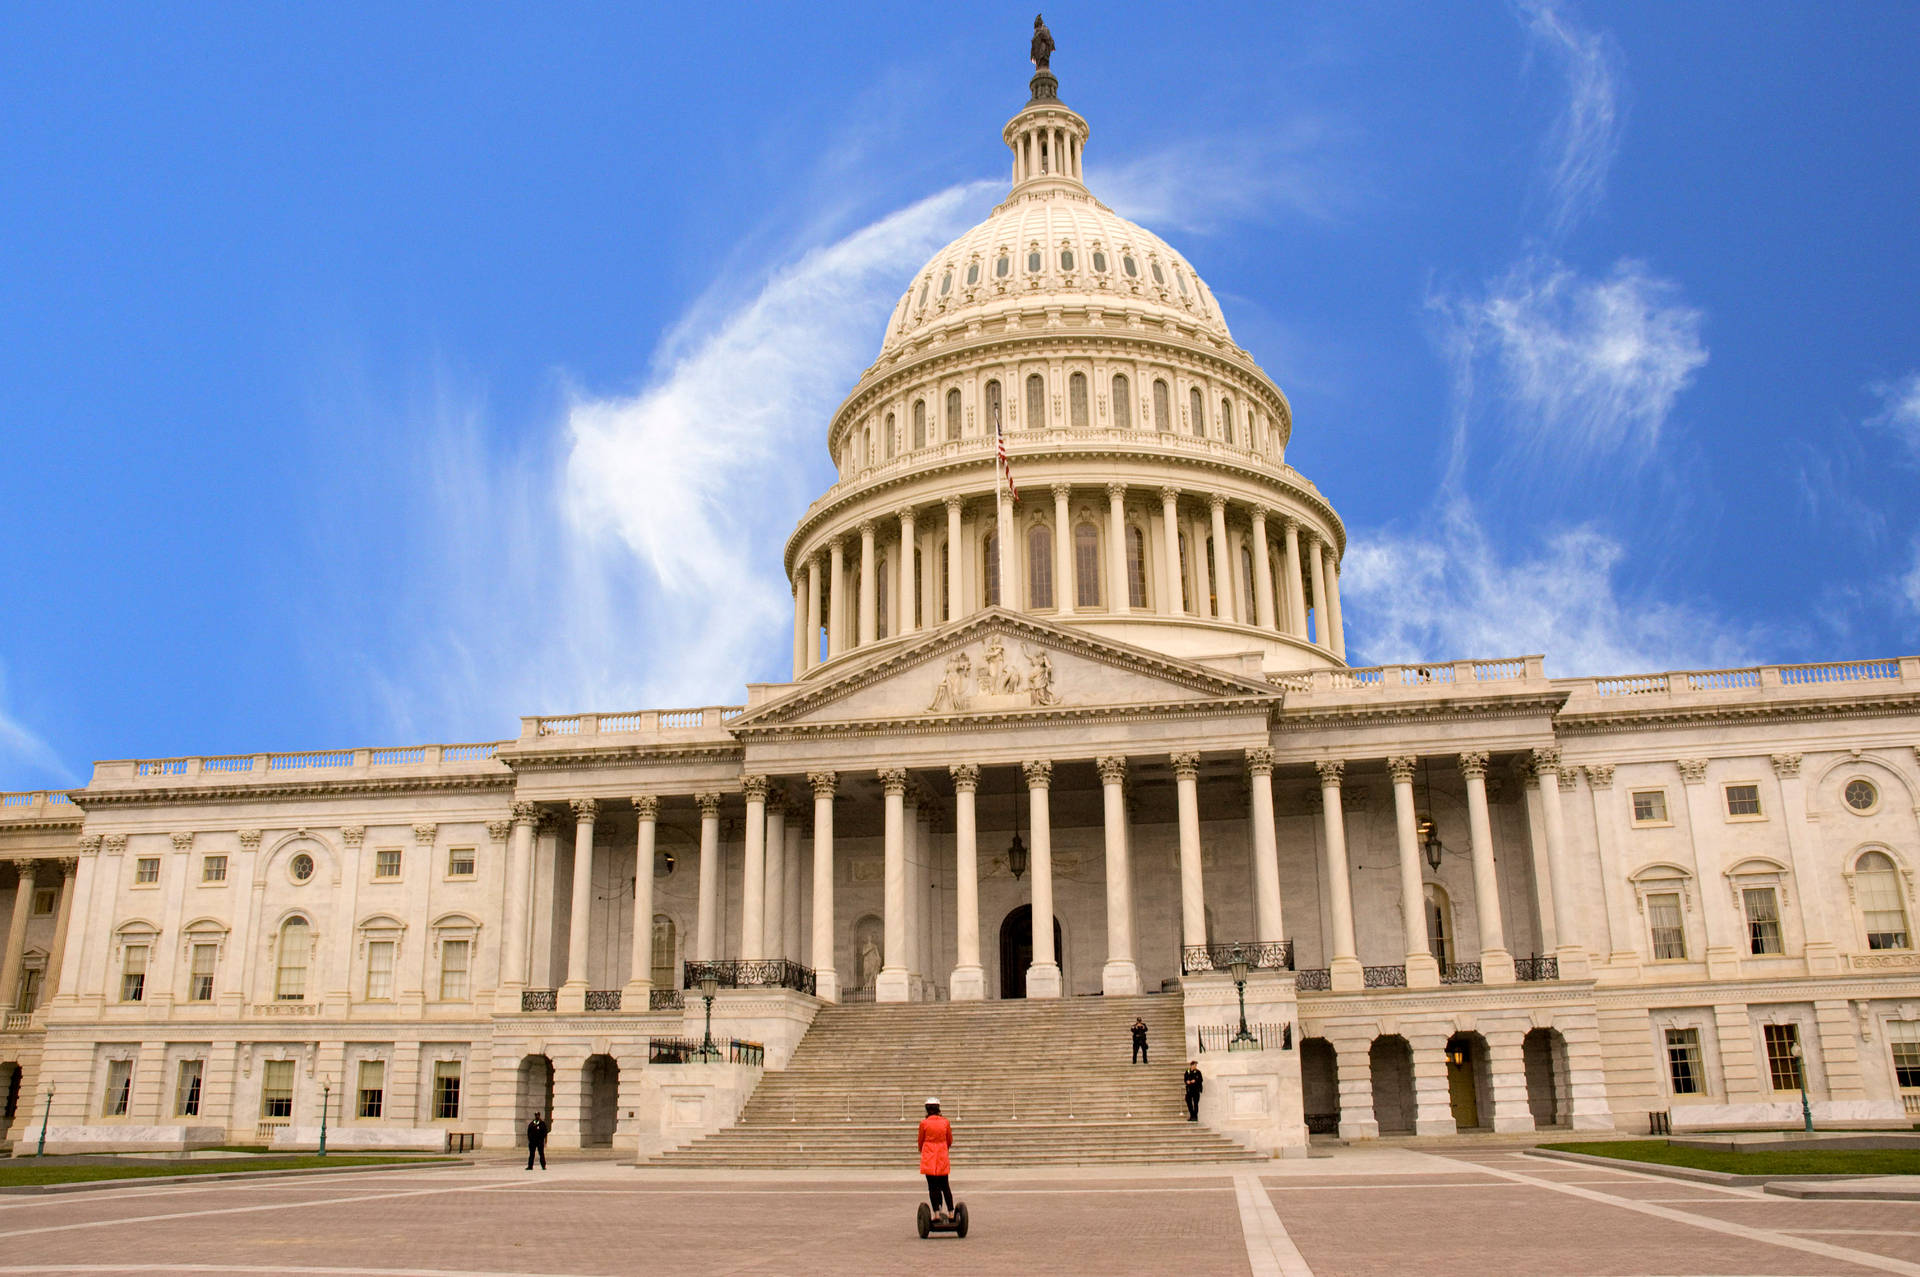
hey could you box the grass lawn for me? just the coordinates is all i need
[1543,1140,1920,1177]
[0,1155,454,1187]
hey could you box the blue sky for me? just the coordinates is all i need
[2,2,1917,788]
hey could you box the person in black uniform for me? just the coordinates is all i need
[1130,1017,1149,1063]
[525,1112,548,1170]
[1184,1062,1204,1121]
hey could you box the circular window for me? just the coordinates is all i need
[965,262,979,286]
[290,853,314,883]
[995,254,1010,278]
[1845,778,1880,813]
[1091,250,1107,273]
[654,848,677,879]
[1122,254,1138,277]
[1027,250,1042,273]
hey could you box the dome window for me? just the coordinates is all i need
[1150,261,1165,285]
[1027,249,1043,273]
[966,262,980,286]
[939,270,952,297]
[1175,270,1189,296]
[918,281,929,307]
[1092,250,1107,273]
[1059,248,1074,271]
[996,254,1011,278]
[1122,255,1138,278]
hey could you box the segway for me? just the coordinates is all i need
[916,1200,969,1239]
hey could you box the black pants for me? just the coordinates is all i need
[1186,1089,1201,1121]
[1133,1040,1148,1063]
[527,1143,546,1169]
[926,1174,953,1212]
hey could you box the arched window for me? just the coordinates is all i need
[985,379,1003,431]
[1068,372,1089,429]
[913,547,923,628]
[939,542,951,621]
[276,917,310,1002]
[1027,524,1054,609]
[1074,522,1100,607]
[1153,379,1171,432]
[1112,374,1131,430]
[848,564,861,644]
[996,252,1010,278]
[650,915,677,989]
[945,388,962,440]
[1270,548,1287,631]
[1178,532,1193,611]
[1857,852,1910,949]
[863,427,872,466]
[1240,545,1256,621]
[1221,397,1235,445]
[1126,525,1148,608]
[876,555,889,640]
[1025,373,1046,430]
[1425,885,1454,965]
[1190,387,1206,438]
[1205,536,1218,614]
[912,399,926,450]
[983,531,1003,606]
[884,412,896,458]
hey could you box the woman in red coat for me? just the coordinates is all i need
[918,1098,954,1222]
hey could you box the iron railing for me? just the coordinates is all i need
[1439,962,1483,985]
[1305,1112,1341,1136]
[1195,1022,1293,1053]
[1363,965,1407,988]
[649,988,684,1011]
[1295,967,1331,992]
[730,1039,766,1066]
[683,959,817,996]
[1182,940,1295,975]
[841,987,877,1003]
[584,990,622,1012]
[647,1035,764,1065]
[648,1036,709,1063]
[1514,955,1560,982]
[520,989,557,1012]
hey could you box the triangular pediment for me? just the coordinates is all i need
[731,609,1280,733]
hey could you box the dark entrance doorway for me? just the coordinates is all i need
[583,1054,618,1147]
[998,905,1063,999]
[516,1055,554,1145]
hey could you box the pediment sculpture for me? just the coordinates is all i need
[928,635,1062,713]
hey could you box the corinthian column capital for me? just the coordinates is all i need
[1170,752,1200,782]
[1021,759,1053,789]
[807,771,839,799]
[695,793,722,818]
[568,798,598,821]
[1096,755,1128,785]
[1387,756,1417,785]
[741,775,769,803]
[1457,751,1489,781]
[1315,759,1346,788]
[878,767,909,795]
[948,763,981,791]
[1244,748,1275,778]
[631,795,659,820]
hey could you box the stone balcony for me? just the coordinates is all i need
[0,791,82,827]
[81,742,512,803]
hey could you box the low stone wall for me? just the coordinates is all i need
[268,1125,449,1152]
[35,1124,225,1154]
[1669,1100,1909,1132]
[1182,972,1308,1156]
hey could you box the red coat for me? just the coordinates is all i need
[918,1113,952,1175]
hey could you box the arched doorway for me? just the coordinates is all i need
[1369,1036,1416,1135]
[1524,1028,1570,1128]
[516,1055,554,1144]
[1,1062,20,1124]
[1300,1038,1340,1135]
[998,905,1063,1000]
[582,1055,618,1148]
[1445,1032,1492,1131]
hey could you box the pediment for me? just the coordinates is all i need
[732,609,1280,732]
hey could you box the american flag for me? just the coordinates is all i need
[995,404,1019,503]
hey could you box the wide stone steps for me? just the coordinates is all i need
[644,995,1260,1168]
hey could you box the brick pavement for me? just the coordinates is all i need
[0,1148,1915,1275]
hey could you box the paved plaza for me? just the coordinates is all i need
[4,1147,1920,1275]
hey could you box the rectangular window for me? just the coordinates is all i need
[1744,887,1784,955]
[201,855,227,883]
[1763,1023,1804,1092]
[1648,893,1687,960]
[121,944,148,1002]
[432,1061,461,1120]
[134,857,160,884]
[175,1060,204,1117]
[1665,1028,1704,1096]
[103,1060,132,1117]
[356,1060,385,1118]
[439,939,471,1001]
[365,940,395,1001]
[447,847,475,879]
[1630,790,1668,824]
[1725,783,1763,818]
[31,888,54,915]
[189,943,217,1002]
[16,967,42,1012]
[1891,1022,1920,1090]
[1860,865,1910,950]
[261,1059,295,1119]
[374,849,403,879]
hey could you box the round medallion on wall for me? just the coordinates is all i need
[1844,778,1880,814]
[289,853,315,883]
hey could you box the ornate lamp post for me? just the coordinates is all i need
[1227,945,1257,1050]
[698,969,721,1061]
[35,1083,53,1157]
[1790,1040,1814,1134]
[318,1076,331,1157]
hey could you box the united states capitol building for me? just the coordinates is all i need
[4,38,1919,1160]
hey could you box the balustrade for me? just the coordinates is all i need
[683,959,817,996]
[1181,940,1293,975]
[520,989,558,1012]
[1362,964,1407,988]
[583,990,622,1012]
[1513,955,1559,982]
[1438,962,1483,985]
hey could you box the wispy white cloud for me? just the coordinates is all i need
[1518,0,1623,239]
[1437,256,1706,479]
[0,657,74,789]
[1088,122,1346,235]
[1902,539,1920,616]
[1866,371,1920,462]
[1343,499,1759,675]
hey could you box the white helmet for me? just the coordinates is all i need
[925,1097,941,1107]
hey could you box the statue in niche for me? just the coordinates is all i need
[855,916,883,991]
[979,634,1024,697]
[1024,645,1059,706]
[1030,14,1054,70]
[929,650,973,713]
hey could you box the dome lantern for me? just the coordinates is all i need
[1004,16,1087,198]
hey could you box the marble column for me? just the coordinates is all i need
[1159,488,1185,617]
[1306,533,1329,650]
[52,839,97,1003]
[877,768,910,1003]
[898,507,917,635]
[1250,507,1277,631]
[1460,753,1515,983]
[1106,483,1129,612]
[858,522,877,646]
[1246,749,1284,945]
[1318,761,1362,991]
[695,793,721,961]
[944,497,963,622]
[499,801,537,1002]
[903,785,923,997]
[1192,511,1215,617]
[739,776,768,961]
[1534,747,1588,977]
[805,556,822,670]
[791,579,806,679]
[40,858,75,1006]
[1023,759,1061,998]
[1097,756,1139,995]
[762,790,786,959]
[783,817,804,964]
[808,772,839,1001]
[1051,483,1073,611]
[0,862,35,1009]
[559,798,598,1012]
[949,764,985,999]
[625,796,658,1003]
[1389,757,1441,989]
[827,537,846,659]
[1208,494,1235,623]
[1172,752,1207,951]
[1324,544,1346,659]
[1282,518,1308,641]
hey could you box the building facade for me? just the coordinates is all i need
[4,51,1919,1156]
